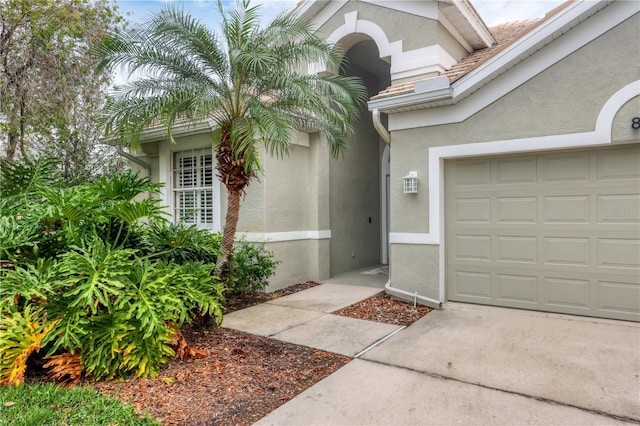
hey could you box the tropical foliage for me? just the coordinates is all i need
[0,156,279,385]
[95,0,367,275]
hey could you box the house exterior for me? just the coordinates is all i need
[128,0,640,322]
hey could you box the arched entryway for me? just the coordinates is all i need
[329,38,391,276]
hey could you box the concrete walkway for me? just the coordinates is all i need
[222,282,640,425]
[222,283,398,356]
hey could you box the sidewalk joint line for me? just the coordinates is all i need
[359,359,640,424]
[354,326,406,358]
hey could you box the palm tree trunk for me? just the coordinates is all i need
[214,188,241,276]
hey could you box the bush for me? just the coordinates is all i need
[225,241,279,295]
[140,222,278,295]
[0,156,278,384]
[0,157,225,384]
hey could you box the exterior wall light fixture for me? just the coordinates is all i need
[403,171,418,193]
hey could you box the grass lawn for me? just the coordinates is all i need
[0,382,160,426]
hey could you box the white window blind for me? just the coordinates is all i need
[172,149,218,230]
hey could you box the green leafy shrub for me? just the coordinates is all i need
[0,156,227,384]
[142,221,222,264]
[141,222,278,296]
[225,241,279,295]
[0,156,279,384]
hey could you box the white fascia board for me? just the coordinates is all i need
[139,119,215,143]
[439,11,473,53]
[452,0,610,95]
[369,86,453,112]
[453,0,495,48]
[385,0,637,130]
[237,230,331,243]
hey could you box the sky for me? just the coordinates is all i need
[112,0,566,84]
[115,0,567,30]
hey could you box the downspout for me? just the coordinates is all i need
[371,107,443,310]
[372,108,390,144]
[116,146,151,177]
[385,282,442,309]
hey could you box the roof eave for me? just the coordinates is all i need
[369,86,454,113]
[101,119,217,147]
[368,0,610,115]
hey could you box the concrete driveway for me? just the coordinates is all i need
[257,302,640,425]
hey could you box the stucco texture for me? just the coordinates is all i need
[387,12,640,304]
[390,14,640,233]
[313,1,438,54]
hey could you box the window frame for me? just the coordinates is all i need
[171,148,221,232]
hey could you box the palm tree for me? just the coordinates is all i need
[95,1,367,275]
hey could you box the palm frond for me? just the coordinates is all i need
[96,0,366,172]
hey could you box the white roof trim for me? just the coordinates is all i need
[439,11,474,53]
[451,0,495,48]
[452,0,608,96]
[370,0,637,126]
[424,80,639,246]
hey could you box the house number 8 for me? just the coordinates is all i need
[632,117,640,129]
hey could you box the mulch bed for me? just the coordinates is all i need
[223,281,320,313]
[92,328,349,425]
[333,292,433,326]
[90,282,433,425]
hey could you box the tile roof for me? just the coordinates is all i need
[371,1,574,101]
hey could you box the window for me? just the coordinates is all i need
[172,149,219,230]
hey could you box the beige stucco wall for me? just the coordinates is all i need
[265,239,330,291]
[391,14,640,232]
[263,144,310,233]
[387,12,640,303]
[390,244,440,300]
[133,125,336,290]
[313,1,438,53]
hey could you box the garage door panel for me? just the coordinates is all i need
[453,160,491,186]
[597,238,640,269]
[496,274,538,304]
[543,153,590,182]
[454,235,491,261]
[496,236,537,264]
[543,277,591,310]
[446,145,640,322]
[597,194,640,224]
[544,196,590,223]
[543,237,590,266]
[455,271,492,299]
[598,281,640,315]
[496,197,537,223]
[597,147,640,180]
[496,157,537,184]
[454,198,491,223]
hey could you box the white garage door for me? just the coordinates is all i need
[445,144,640,321]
